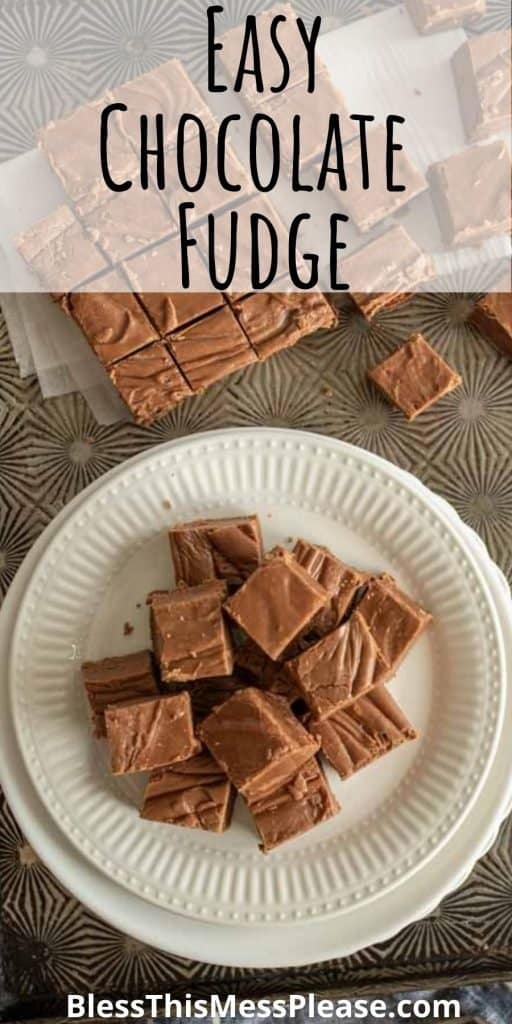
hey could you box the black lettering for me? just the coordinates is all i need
[100,104,132,192]
[269,15,290,93]
[208,210,237,288]
[249,114,280,191]
[289,214,318,288]
[140,113,165,190]
[218,115,242,191]
[350,114,375,189]
[386,114,406,192]
[251,214,277,288]
[297,17,321,92]
[177,116,207,191]
[178,203,198,287]
[207,5,227,92]
[234,17,264,94]
[330,214,349,290]
[317,115,347,191]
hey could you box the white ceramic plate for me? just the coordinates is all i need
[9,430,506,927]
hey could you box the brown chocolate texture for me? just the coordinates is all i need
[105,691,200,775]
[235,292,336,360]
[427,141,512,247]
[82,650,158,738]
[406,0,485,34]
[344,225,434,320]
[16,206,107,291]
[169,515,263,587]
[293,539,368,636]
[109,343,191,425]
[248,757,339,852]
[369,334,462,419]
[452,30,511,141]
[150,581,234,682]
[141,752,235,832]
[356,574,432,672]
[471,282,512,359]
[60,273,158,367]
[167,306,257,392]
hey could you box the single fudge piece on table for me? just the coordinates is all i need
[16,205,107,291]
[223,549,327,660]
[452,30,511,142]
[234,291,336,360]
[406,0,485,34]
[141,752,235,832]
[82,650,158,738]
[356,574,432,673]
[368,334,461,420]
[149,582,234,683]
[284,612,390,720]
[110,342,192,425]
[105,691,200,775]
[167,306,257,392]
[309,686,418,779]
[427,141,511,247]
[169,515,263,587]
[198,687,319,800]
[471,278,512,359]
[343,226,434,320]
[247,758,340,852]
[293,539,368,636]
[59,270,158,367]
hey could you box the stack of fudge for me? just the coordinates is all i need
[81,514,431,852]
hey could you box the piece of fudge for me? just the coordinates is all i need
[343,225,434,320]
[356,574,432,672]
[188,676,244,723]
[223,549,327,660]
[161,129,255,225]
[452,30,511,142]
[234,636,303,706]
[368,334,462,420]
[16,205,107,291]
[109,342,192,424]
[234,291,336,361]
[247,758,340,852]
[141,752,235,832]
[81,649,158,738]
[149,581,234,682]
[105,691,200,775]
[167,305,257,392]
[309,686,418,779]
[258,72,354,167]
[427,140,511,247]
[198,687,319,800]
[406,0,485,35]
[59,270,158,366]
[471,277,512,359]
[169,515,263,587]
[81,185,176,263]
[293,539,368,636]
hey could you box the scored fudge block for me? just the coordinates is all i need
[285,612,390,720]
[427,141,511,247]
[356,574,432,673]
[452,30,511,142]
[343,226,434,320]
[16,205,107,291]
[167,306,256,392]
[247,758,340,852]
[293,539,368,636]
[406,0,485,34]
[141,752,235,832]
[471,277,512,359]
[109,342,192,425]
[258,72,355,167]
[369,334,462,420]
[105,691,200,775]
[169,514,263,587]
[234,291,336,360]
[81,650,158,738]
[223,549,328,660]
[198,687,319,800]
[162,129,255,225]
[59,270,158,366]
[309,686,418,779]
[81,185,176,263]
[150,581,234,682]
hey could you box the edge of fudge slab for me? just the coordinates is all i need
[109,341,192,425]
[233,291,336,360]
[81,649,158,738]
[368,334,462,420]
[169,514,263,587]
[343,225,434,321]
[149,581,234,682]
[141,751,236,832]
[16,205,107,292]
[105,691,200,775]
[355,573,432,673]
[247,757,340,852]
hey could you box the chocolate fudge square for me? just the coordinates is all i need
[309,686,418,779]
[427,141,512,247]
[356,574,432,673]
[141,752,235,832]
[223,549,327,660]
[406,0,485,34]
[169,515,263,587]
[247,758,340,852]
[167,306,256,392]
[343,225,434,320]
[82,650,158,738]
[234,291,336,361]
[17,205,107,292]
[369,334,462,420]
[105,691,200,775]
[258,72,354,167]
[198,687,319,800]
[150,581,234,683]
[109,343,192,425]
[188,676,245,723]
[82,185,176,263]
[471,276,512,359]
[60,270,158,367]
[452,30,511,142]
[293,539,368,636]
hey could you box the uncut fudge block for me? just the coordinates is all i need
[356,574,432,673]
[247,758,340,852]
[105,691,200,775]
[343,226,434,320]
[198,687,319,799]
[223,550,328,660]
[81,650,158,738]
[369,334,461,420]
[285,612,390,720]
[150,581,233,682]
[141,752,235,832]
[16,205,107,291]
[293,539,368,636]
[234,291,336,360]
[427,141,511,247]
[406,0,485,34]
[471,278,512,359]
[81,186,176,262]
[60,270,158,366]
[452,31,511,142]
[309,686,418,779]
[167,306,256,391]
[109,342,192,425]
[258,73,354,167]
[169,515,263,587]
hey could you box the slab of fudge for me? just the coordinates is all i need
[406,0,485,34]
[356,574,432,673]
[452,30,511,141]
[198,687,319,800]
[150,581,234,682]
[309,686,418,779]
[81,185,176,263]
[368,334,462,420]
[343,226,434,320]
[195,195,292,291]
[471,277,512,359]
[293,539,368,636]
[59,271,158,366]
[223,549,327,660]
[427,141,511,247]
[105,691,200,775]
[162,129,255,225]
[16,205,107,291]
[247,758,339,852]
[258,72,354,167]
[109,342,192,425]
[167,306,257,392]
[169,514,263,587]
[141,752,235,832]
[234,291,336,360]
[328,124,427,233]
[81,650,158,738]
[124,237,224,335]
